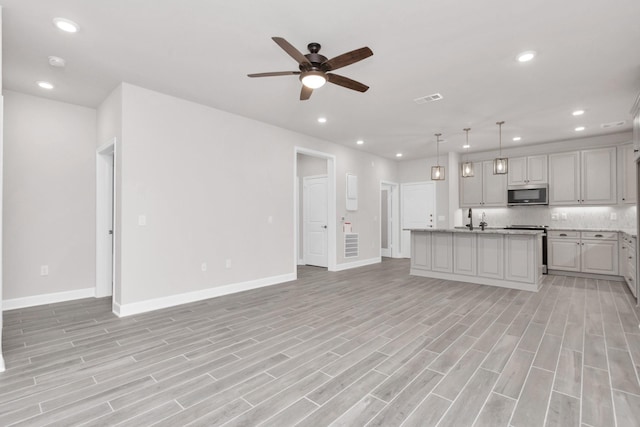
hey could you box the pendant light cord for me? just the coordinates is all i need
[496,121,505,156]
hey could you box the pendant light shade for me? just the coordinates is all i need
[431,133,445,181]
[461,128,474,178]
[493,121,508,174]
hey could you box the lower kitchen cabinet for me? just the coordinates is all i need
[548,235,581,272]
[505,235,537,283]
[411,232,431,270]
[453,233,477,276]
[581,239,618,275]
[548,230,618,276]
[431,232,453,273]
[477,234,504,279]
[620,233,637,297]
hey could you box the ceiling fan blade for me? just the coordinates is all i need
[272,37,311,65]
[300,85,313,100]
[247,71,300,78]
[323,47,373,71]
[326,73,369,92]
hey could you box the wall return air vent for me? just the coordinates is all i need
[600,120,626,129]
[414,93,443,104]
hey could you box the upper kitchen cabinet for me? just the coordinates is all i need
[619,144,637,204]
[549,147,616,205]
[581,147,616,204]
[460,161,507,207]
[507,155,548,186]
[549,152,580,205]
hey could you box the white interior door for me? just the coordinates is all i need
[96,144,115,298]
[381,185,392,257]
[401,182,436,257]
[304,175,328,267]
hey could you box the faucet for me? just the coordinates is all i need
[480,212,488,231]
[466,208,473,230]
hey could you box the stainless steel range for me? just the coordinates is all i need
[504,225,548,274]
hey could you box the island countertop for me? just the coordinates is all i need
[404,228,545,235]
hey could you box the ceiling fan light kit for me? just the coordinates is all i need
[248,37,373,100]
[300,71,326,89]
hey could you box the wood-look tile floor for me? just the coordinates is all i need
[2,258,640,426]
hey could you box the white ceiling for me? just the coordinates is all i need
[3,0,640,160]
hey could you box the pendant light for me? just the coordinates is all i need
[493,121,508,174]
[461,128,474,178]
[431,133,445,181]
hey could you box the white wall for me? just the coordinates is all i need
[3,91,97,301]
[117,83,398,309]
[97,85,123,306]
[0,5,5,371]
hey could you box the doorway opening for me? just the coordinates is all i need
[96,138,117,306]
[380,181,399,258]
[294,148,336,275]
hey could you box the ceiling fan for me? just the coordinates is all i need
[248,37,373,100]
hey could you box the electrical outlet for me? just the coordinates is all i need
[611,213,618,221]
[40,265,49,276]
[268,216,273,224]
[551,213,559,221]
[138,215,147,226]
[561,212,568,220]
[225,259,232,269]
[201,262,207,272]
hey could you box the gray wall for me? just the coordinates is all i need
[114,83,399,306]
[3,90,97,300]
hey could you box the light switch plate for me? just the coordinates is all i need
[561,213,568,220]
[611,213,618,220]
[551,213,559,221]
[138,215,146,226]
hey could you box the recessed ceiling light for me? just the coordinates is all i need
[462,144,470,149]
[37,81,54,90]
[48,56,66,68]
[575,126,585,132]
[53,17,80,33]
[517,51,536,62]
[317,117,327,123]
[572,110,585,116]
[396,153,403,158]
[356,140,364,145]
[512,136,522,141]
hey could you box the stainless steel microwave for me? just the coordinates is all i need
[507,184,549,206]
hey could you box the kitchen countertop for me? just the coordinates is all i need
[548,227,637,237]
[406,228,545,235]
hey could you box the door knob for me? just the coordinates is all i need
[322,225,328,229]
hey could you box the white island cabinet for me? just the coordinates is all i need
[409,229,544,292]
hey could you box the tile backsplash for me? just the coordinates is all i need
[464,205,637,229]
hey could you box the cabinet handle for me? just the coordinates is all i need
[595,234,603,238]
[560,233,568,237]
[623,198,626,201]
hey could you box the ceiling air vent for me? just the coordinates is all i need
[414,93,443,104]
[600,120,626,129]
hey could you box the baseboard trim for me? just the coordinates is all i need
[332,257,381,272]
[115,272,297,317]
[3,288,95,310]
[547,270,625,282]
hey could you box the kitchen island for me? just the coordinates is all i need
[408,228,545,292]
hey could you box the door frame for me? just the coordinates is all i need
[380,181,400,258]
[96,138,117,301]
[294,147,336,274]
[303,175,329,267]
